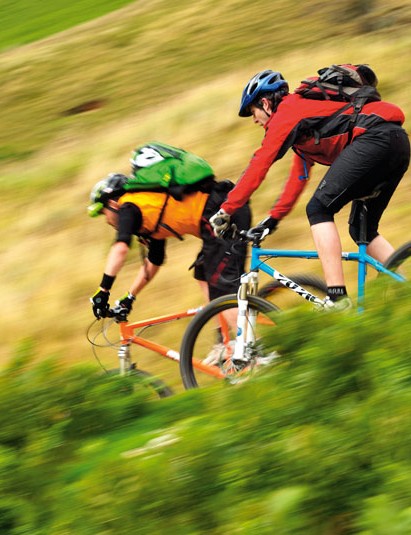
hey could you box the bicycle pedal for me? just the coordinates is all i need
[231,357,251,370]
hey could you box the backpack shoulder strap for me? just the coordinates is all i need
[311,84,381,144]
[139,193,184,242]
[312,102,353,144]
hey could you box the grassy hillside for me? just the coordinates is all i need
[0,0,135,51]
[1,0,411,385]
[1,290,411,534]
[2,0,411,164]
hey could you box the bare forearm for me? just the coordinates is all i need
[103,242,129,278]
[129,259,160,296]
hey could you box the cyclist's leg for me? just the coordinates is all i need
[200,203,251,301]
[195,203,251,345]
[350,125,410,262]
[310,221,345,286]
[307,123,410,292]
[192,258,210,300]
[362,185,401,264]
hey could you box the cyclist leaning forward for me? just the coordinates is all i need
[88,172,250,319]
[210,68,410,309]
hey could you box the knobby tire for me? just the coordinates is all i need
[180,294,278,389]
[383,242,411,277]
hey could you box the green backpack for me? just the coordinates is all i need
[126,142,215,200]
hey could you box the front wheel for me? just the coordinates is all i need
[179,294,278,389]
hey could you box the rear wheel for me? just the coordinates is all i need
[383,242,411,280]
[179,294,278,389]
[258,274,327,309]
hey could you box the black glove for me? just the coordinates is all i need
[246,217,279,241]
[209,209,231,238]
[90,289,110,319]
[116,292,136,314]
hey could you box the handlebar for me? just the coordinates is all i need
[230,226,269,247]
[213,217,226,227]
[107,305,129,322]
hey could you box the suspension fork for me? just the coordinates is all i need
[233,271,259,361]
[118,342,132,375]
[357,202,370,308]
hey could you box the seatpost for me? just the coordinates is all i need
[358,201,368,245]
[357,201,369,305]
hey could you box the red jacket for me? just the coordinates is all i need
[221,93,405,219]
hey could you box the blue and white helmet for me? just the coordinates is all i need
[239,70,289,117]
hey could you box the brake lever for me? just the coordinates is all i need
[108,305,129,323]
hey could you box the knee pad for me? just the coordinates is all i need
[306,196,335,226]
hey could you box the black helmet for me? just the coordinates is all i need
[88,173,128,217]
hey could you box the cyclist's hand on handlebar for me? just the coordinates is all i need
[221,223,238,241]
[209,209,231,238]
[246,217,279,241]
[116,292,136,314]
[108,305,129,322]
[90,289,110,319]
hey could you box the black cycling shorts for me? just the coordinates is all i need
[309,122,410,241]
[193,181,251,300]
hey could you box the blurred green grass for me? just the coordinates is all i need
[1,288,411,534]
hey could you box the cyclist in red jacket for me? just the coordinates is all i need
[210,69,410,308]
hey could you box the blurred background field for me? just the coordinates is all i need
[1,0,411,389]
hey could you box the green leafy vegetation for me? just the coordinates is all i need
[1,288,411,534]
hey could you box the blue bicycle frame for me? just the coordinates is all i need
[250,243,405,307]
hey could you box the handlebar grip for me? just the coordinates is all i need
[108,305,128,322]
